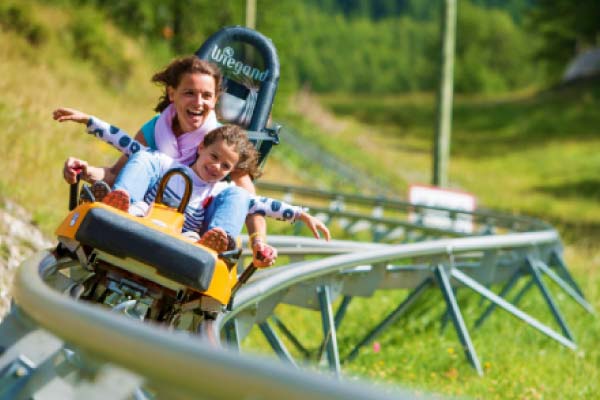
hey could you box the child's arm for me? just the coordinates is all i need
[53,107,147,156]
[295,210,331,241]
[86,116,147,156]
[249,197,331,240]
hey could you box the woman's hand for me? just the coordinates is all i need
[63,157,106,184]
[298,212,331,241]
[52,107,90,124]
[63,157,88,184]
[252,239,278,268]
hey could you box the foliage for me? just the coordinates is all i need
[261,1,540,94]
[69,0,245,54]
[526,0,600,81]
[454,1,542,93]
[0,0,49,46]
[67,7,133,87]
[2,2,600,398]
[42,0,545,95]
[306,0,534,21]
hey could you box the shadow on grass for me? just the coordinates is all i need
[534,178,600,202]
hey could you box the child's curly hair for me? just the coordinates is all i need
[203,125,261,180]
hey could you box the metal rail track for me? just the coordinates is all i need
[0,183,592,398]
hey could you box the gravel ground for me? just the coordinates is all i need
[0,199,53,319]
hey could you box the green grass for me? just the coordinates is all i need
[3,2,600,398]
[316,85,600,234]
[0,2,299,236]
[240,86,600,398]
[0,3,175,234]
[240,251,600,399]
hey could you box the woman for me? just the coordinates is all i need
[58,56,276,267]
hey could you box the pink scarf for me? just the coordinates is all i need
[154,103,219,165]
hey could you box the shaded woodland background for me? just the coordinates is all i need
[5,0,599,97]
[2,2,600,397]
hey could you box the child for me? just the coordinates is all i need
[55,56,268,267]
[55,110,330,253]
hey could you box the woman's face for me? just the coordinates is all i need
[167,72,217,133]
[193,138,239,183]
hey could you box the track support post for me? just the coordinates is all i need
[434,264,483,376]
[317,285,341,378]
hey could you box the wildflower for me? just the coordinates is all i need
[373,341,381,353]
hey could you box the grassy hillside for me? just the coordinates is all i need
[3,2,600,399]
[0,1,300,236]
[265,86,600,398]
[294,86,600,245]
[0,3,154,234]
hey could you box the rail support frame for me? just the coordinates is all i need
[270,316,311,359]
[550,250,587,299]
[259,321,298,367]
[526,257,574,341]
[344,278,432,364]
[434,264,483,376]
[474,267,523,329]
[317,285,341,378]
[450,268,576,350]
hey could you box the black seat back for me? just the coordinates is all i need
[195,26,281,167]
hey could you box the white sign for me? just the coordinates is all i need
[408,184,476,233]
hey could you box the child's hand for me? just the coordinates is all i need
[63,157,88,184]
[252,240,278,268]
[53,107,90,124]
[298,212,331,241]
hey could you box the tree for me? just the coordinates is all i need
[527,0,600,80]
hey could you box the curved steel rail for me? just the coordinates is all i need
[0,187,591,396]
[2,251,420,400]
[232,231,561,314]
[222,230,585,374]
[225,188,591,378]
[257,181,552,236]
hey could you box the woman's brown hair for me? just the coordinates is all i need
[152,56,222,113]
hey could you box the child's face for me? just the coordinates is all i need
[193,138,239,182]
[167,72,217,133]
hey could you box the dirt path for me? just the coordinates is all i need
[0,199,53,319]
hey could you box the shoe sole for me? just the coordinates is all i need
[198,228,228,253]
[103,190,130,212]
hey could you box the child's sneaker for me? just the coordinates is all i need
[79,181,111,204]
[102,189,130,212]
[129,201,150,217]
[182,231,201,241]
[197,227,235,253]
[91,181,111,202]
[79,185,94,204]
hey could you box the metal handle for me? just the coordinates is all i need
[155,168,193,214]
[231,263,257,297]
[69,174,81,211]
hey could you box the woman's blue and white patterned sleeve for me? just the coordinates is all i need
[86,116,147,156]
[248,196,304,223]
